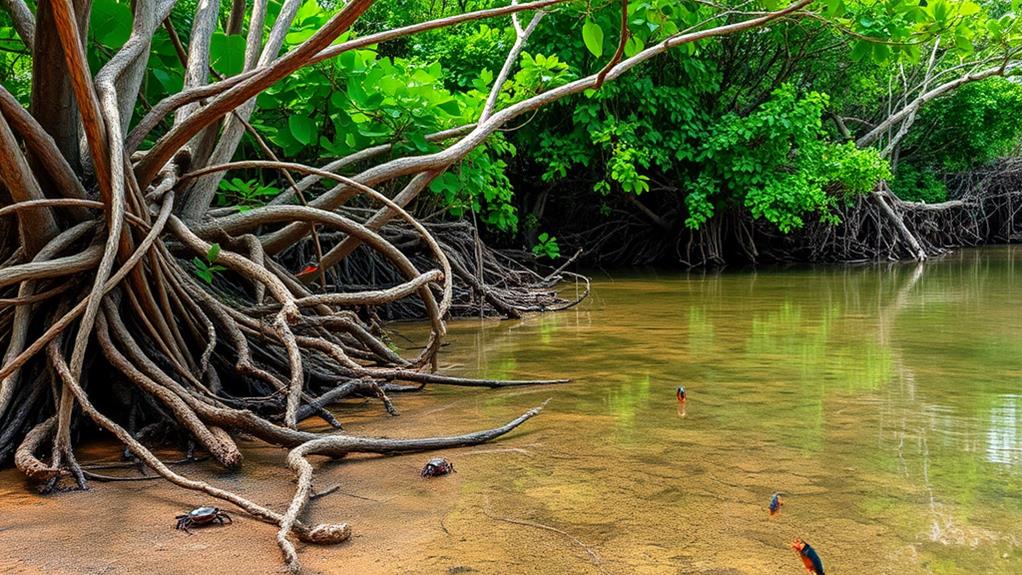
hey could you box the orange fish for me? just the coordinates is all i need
[791,538,825,574]
[675,386,687,418]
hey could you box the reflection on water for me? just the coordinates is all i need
[989,396,1022,467]
[378,247,1022,575]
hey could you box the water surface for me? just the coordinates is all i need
[375,246,1022,574]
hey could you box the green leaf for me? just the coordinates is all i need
[286,28,318,45]
[954,33,974,56]
[90,0,132,49]
[872,43,890,62]
[288,115,316,146]
[192,257,213,284]
[824,0,845,17]
[850,40,872,62]
[959,1,981,17]
[295,0,322,24]
[624,36,644,58]
[582,19,605,58]
[408,132,431,152]
[347,80,368,106]
[210,33,246,76]
[206,243,221,263]
[436,99,461,116]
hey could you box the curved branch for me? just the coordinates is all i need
[255,0,814,253]
[0,84,89,209]
[128,0,566,153]
[857,62,1020,148]
[134,0,375,187]
[0,109,60,255]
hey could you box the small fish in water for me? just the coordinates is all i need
[769,492,784,516]
[791,538,825,574]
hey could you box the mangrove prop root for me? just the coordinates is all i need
[560,162,1022,268]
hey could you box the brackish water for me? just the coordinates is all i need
[375,246,1022,574]
[2,247,1020,574]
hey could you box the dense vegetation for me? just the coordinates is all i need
[1,0,1021,572]
[5,0,1020,265]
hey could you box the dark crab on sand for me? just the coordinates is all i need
[421,457,455,477]
[175,506,233,531]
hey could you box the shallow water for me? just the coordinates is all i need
[3,247,1021,574]
[374,246,1022,574]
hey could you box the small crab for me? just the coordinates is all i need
[175,506,232,532]
[420,457,455,478]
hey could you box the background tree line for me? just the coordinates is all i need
[4,0,1020,266]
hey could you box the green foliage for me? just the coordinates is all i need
[411,24,513,89]
[893,78,1022,202]
[531,232,561,260]
[695,86,890,231]
[216,178,283,210]
[891,163,948,203]
[0,14,30,105]
[908,78,1022,172]
[428,135,519,232]
[533,76,889,233]
[192,243,226,284]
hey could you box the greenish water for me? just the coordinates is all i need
[378,246,1022,574]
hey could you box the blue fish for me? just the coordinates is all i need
[769,492,784,515]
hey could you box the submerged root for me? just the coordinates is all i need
[276,403,548,572]
[483,507,606,573]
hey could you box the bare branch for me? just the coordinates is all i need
[0,109,60,255]
[858,61,1021,148]
[134,0,376,188]
[480,7,545,122]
